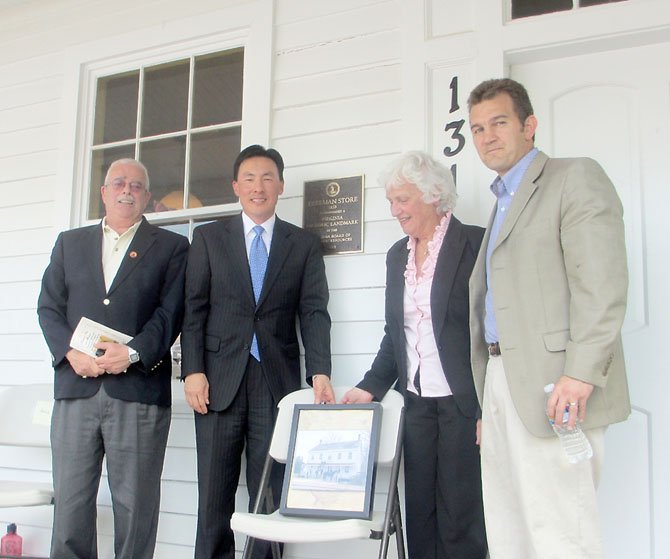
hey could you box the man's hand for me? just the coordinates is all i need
[311,374,335,404]
[94,342,134,374]
[66,348,105,378]
[340,387,374,404]
[184,372,210,414]
[546,375,595,429]
[476,419,482,446]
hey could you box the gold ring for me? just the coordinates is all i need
[569,402,578,406]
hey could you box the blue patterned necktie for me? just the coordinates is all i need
[249,225,268,360]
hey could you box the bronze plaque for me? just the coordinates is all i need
[303,176,364,255]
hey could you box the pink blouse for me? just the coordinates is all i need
[404,213,452,397]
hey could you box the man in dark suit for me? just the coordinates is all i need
[181,144,334,559]
[342,151,487,559]
[37,158,189,559]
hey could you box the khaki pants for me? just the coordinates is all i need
[481,355,605,559]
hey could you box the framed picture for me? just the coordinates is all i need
[279,403,382,519]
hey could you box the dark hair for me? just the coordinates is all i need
[467,78,534,124]
[233,144,285,181]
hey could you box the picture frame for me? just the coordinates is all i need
[279,403,382,519]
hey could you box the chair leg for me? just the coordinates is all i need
[379,487,402,559]
[242,455,281,559]
[242,452,277,559]
[393,496,406,559]
[240,532,282,559]
[241,536,253,559]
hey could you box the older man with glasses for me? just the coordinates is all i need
[38,158,189,559]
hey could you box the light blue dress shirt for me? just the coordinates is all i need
[484,148,539,344]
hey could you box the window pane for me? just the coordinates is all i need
[88,145,136,219]
[189,127,241,207]
[159,222,190,238]
[192,48,244,128]
[580,0,625,6]
[141,60,189,137]
[512,0,572,18]
[138,137,186,213]
[93,71,139,144]
[194,218,217,229]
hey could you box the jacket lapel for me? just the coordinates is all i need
[107,217,156,295]
[431,217,466,338]
[226,214,256,305]
[258,217,292,307]
[386,240,408,325]
[85,224,107,297]
[493,151,548,250]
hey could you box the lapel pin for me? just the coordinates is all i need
[129,251,138,259]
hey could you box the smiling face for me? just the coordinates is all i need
[101,161,151,232]
[386,182,441,240]
[469,92,537,176]
[232,156,285,224]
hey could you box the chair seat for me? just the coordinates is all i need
[231,510,386,543]
[0,480,54,507]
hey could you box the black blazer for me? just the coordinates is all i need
[357,216,484,417]
[37,217,189,407]
[180,214,332,411]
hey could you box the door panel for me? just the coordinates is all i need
[513,42,670,559]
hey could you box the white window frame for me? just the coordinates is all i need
[54,1,273,235]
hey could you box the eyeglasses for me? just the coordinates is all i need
[107,178,146,193]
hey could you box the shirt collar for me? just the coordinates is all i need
[241,212,276,237]
[489,147,539,199]
[101,217,142,237]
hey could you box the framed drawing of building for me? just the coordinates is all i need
[279,403,382,519]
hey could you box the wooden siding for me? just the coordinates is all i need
[3,0,668,558]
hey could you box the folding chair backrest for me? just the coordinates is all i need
[0,384,53,448]
[268,387,404,466]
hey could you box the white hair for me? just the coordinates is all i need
[378,151,457,213]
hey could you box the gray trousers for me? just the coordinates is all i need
[50,384,171,559]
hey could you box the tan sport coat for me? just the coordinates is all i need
[469,151,631,437]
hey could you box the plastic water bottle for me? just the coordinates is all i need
[544,384,593,464]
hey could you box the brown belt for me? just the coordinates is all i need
[488,342,501,356]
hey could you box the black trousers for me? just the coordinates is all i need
[194,357,283,559]
[403,392,487,559]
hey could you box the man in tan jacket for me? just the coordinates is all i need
[468,78,630,558]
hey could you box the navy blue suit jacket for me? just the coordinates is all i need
[357,216,484,418]
[38,217,189,407]
[180,213,332,411]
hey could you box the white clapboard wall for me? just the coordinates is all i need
[2,0,669,558]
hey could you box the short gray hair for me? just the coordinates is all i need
[378,151,457,213]
[104,158,151,191]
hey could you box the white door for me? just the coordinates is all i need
[513,42,670,559]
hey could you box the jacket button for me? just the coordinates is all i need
[103,298,110,305]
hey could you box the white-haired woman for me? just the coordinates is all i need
[342,151,487,559]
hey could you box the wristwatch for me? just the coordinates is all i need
[128,347,140,364]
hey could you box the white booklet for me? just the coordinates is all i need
[70,317,132,357]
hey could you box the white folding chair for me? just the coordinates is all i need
[231,386,406,559]
[0,384,54,509]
